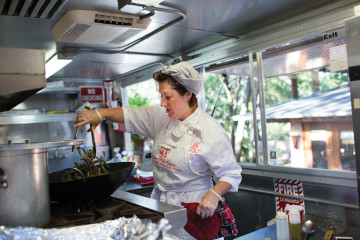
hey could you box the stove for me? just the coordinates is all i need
[46,190,187,236]
[46,197,163,228]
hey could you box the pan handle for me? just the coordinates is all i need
[58,168,86,183]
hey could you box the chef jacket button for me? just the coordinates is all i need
[187,127,194,135]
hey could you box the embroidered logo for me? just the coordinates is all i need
[152,147,181,172]
[159,147,170,160]
[189,141,201,153]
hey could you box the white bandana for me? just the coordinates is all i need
[160,61,202,94]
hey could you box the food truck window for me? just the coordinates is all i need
[125,79,159,159]
[204,37,355,172]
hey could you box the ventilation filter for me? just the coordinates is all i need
[51,10,152,45]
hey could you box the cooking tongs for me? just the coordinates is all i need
[72,105,96,156]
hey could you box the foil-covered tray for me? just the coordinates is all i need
[0,216,182,240]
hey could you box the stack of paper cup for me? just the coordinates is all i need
[285,204,304,224]
[276,211,290,240]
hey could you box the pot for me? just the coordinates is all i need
[49,162,135,202]
[0,139,84,227]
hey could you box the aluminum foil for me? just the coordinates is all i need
[0,216,182,240]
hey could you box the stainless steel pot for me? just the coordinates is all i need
[0,139,83,227]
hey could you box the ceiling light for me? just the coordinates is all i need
[132,0,164,5]
[45,54,72,79]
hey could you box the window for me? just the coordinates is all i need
[125,79,160,160]
[205,37,355,171]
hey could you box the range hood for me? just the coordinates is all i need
[0,47,46,112]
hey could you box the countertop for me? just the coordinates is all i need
[118,174,359,240]
[234,220,359,240]
[118,177,154,195]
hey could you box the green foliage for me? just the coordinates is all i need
[204,73,247,132]
[204,73,230,130]
[267,122,290,140]
[128,93,151,108]
[264,75,292,106]
[128,93,151,142]
[319,71,349,91]
[240,122,256,163]
[297,72,313,97]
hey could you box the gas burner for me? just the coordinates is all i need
[46,197,163,228]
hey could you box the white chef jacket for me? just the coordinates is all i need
[122,105,242,205]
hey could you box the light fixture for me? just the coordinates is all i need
[45,53,72,79]
[132,0,164,4]
[118,0,164,9]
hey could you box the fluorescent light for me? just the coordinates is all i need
[45,54,72,79]
[132,0,164,5]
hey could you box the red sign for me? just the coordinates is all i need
[103,81,114,108]
[274,178,304,212]
[80,87,103,103]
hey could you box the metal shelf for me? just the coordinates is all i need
[0,113,77,125]
[37,87,80,94]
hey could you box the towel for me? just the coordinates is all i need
[181,202,221,240]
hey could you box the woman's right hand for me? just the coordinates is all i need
[75,109,103,129]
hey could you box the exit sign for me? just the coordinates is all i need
[80,87,104,103]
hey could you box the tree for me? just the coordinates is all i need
[128,93,152,162]
[204,73,251,157]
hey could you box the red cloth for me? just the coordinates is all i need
[214,200,238,238]
[181,202,221,240]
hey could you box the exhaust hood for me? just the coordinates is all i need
[0,47,46,112]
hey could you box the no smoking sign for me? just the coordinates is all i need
[80,87,104,103]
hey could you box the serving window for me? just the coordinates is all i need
[204,36,355,173]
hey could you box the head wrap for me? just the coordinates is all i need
[159,61,202,94]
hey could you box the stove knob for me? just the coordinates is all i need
[0,168,8,189]
[1,181,8,189]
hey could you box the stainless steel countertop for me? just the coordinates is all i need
[111,189,187,236]
[235,216,360,240]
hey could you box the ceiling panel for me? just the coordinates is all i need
[0,0,344,80]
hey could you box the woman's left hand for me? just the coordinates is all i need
[196,190,219,219]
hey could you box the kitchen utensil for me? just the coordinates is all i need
[0,139,83,227]
[71,127,80,152]
[49,162,135,202]
[72,105,96,155]
[319,213,347,240]
[302,220,316,240]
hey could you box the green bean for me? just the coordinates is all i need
[68,146,109,181]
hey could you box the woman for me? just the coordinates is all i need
[76,61,242,239]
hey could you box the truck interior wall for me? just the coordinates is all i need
[0,83,112,173]
[223,173,360,238]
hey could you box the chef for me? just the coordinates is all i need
[76,61,242,239]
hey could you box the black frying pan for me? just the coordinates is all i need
[49,162,135,202]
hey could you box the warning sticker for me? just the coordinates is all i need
[274,178,304,212]
[80,87,104,103]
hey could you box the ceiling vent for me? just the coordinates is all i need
[50,10,152,45]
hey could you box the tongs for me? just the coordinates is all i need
[72,105,96,156]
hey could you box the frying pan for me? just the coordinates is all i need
[49,162,135,202]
